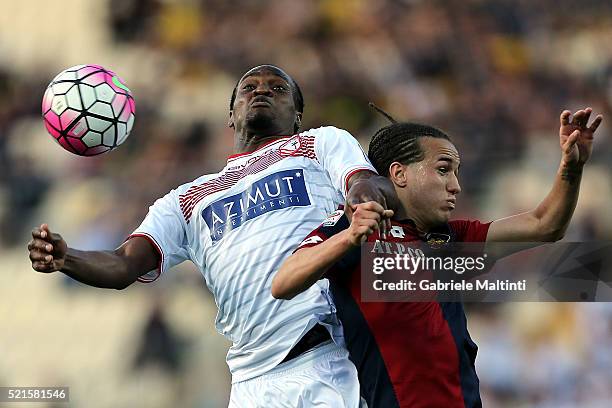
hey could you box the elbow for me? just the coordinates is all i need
[270,282,283,299]
[532,214,567,242]
[113,271,138,290]
[271,289,293,301]
[272,259,297,300]
[271,272,296,300]
[271,281,294,300]
[113,279,132,290]
[538,226,566,242]
[539,234,563,243]
[549,230,565,242]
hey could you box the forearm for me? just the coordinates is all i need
[272,231,355,300]
[61,248,139,290]
[488,108,601,243]
[487,163,583,242]
[532,162,583,239]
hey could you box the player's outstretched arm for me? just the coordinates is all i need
[272,202,393,300]
[487,108,603,242]
[28,224,159,289]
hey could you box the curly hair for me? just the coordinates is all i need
[367,104,451,176]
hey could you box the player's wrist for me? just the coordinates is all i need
[558,162,584,185]
[340,229,362,248]
[59,250,81,273]
[559,160,585,172]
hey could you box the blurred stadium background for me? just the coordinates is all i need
[1,0,611,407]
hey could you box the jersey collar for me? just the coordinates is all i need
[395,218,454,243]
[227,136,292,162]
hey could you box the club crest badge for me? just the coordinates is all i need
[279,136,302,156]
[426,233,451,248]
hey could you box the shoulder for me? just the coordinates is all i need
[143,172,222,223]
[300,126,355,139]
[174,171,222,196]
[149,172,222,213]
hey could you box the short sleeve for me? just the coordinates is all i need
[293,209,361,279]
[129,190,190,282]
[293,210,360,277]
[314,127,376,197]
[294,209,350,252]
[450,219,492,243]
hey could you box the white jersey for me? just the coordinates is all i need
[130,126,375,382]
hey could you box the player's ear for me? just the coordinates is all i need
[294,112,302,131]
[388,162,408,188]
[228,110,234,128]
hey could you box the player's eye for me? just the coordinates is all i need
[242,84,256,91]
[438,167,449,174]
[273,85,287,92]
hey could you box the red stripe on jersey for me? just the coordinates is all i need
[343,167,375,196]
[128,233,164,283]
[226,137,290,160]
[178,135,316,222]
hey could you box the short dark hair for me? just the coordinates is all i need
[368,122,452,177]
[229,65,304,132]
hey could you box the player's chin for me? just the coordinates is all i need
[245,110,275,127]
[438,209,452,223]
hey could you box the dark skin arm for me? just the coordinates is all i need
[27,171,394,289]
[28,224,158,289]
[345,170,399,237]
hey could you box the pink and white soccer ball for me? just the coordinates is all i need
[42,64,135,156]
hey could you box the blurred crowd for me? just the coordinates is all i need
[1,0,611,406]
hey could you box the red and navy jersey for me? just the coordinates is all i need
[296,212,491,408]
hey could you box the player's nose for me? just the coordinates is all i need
[253,82,273,96]
[448,174,461,195]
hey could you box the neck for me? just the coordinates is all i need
[234,126,292,154]
[394,205,432,234]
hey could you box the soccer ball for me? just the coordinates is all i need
[42,64,135,156]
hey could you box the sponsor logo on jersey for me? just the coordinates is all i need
[323,210,344,226]
[226,155,264,172]
[202,169,311,241]
[371,240,425,258]
[390,226,405,238]
[298,235,324,248]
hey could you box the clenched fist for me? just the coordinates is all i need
[346,202,394,246]
[28,224,68,272]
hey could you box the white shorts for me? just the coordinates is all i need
[228,341,361,408]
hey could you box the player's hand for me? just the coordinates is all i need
[559,108,603,167]
[346,175,399,238]
[28,224,68,273]
[346,202,394,246]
